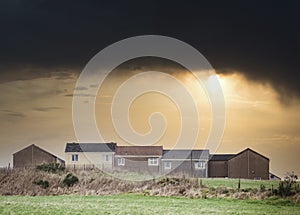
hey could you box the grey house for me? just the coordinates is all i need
[161,150,209,177]
[114,146,163,174]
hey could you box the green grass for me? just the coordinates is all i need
[0,194,299,215]
[201,178,279,190]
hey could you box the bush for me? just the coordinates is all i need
[33,179,49,189]
[278,172,298,197]
[242,188,252,193]
[272,188,278,195]
[157,177,181,186]
[63,173,79,187]
[278,181,293,197]
[36,163,65,173]
[260,184,266,192]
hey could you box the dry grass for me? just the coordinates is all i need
[0,168,298,203]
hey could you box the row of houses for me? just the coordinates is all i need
[13,143,272,180]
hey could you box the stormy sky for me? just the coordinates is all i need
[1,0,299,99]
[0,0,300,177]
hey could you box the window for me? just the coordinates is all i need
[103,154,112,162]
[118,158,125,166]
[195,161,206,169]
[148,158,159,166]
[71,154,78,162]
[164,162,172,170]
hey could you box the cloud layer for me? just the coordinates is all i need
[0,1,299,100]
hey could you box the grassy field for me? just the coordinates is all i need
[201,178,279,190]
[0,194,299,215]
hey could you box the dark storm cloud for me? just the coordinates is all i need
[0,0,299,99]
[1,110,26,118]
[64,93,95,97]
[32,107,63,112]
[0,64,75,83]
[74,86,89,91]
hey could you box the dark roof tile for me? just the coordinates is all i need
[209,154,235,161]
[116,146,163,156]
[65,143,116,152]
[162,150,209,159]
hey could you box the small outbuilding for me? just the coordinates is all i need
[13,144,65,168]
[208,154,235,178]
[228,148,269,180]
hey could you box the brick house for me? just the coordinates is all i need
[114,146,163,174]
[13,144,64,168]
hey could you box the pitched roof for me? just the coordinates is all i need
[65,143,116,152]
[162,149,209,160]
[269,172,281,180]
[209,148,269,161]
[209,154,235,161]
[13,144,65,163]
[232,148,269,161]
[116,146,163,156]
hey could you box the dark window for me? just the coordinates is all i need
[72,154,78,162]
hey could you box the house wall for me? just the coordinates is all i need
[65,152,114,170]
[114,156,160,174]
[161,160,208,178]
[13,145,57,168]
[208,160,228,178]
[228,150,269,180]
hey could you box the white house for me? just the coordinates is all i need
[64,142,116,170]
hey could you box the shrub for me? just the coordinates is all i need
[260,184,266,192]
[272,188,278,195]
[33,179,49,189]
[242,188,252,193]
[278,181,293,197]
[63,173,79,187]
[36,163,65,173]
[278,172,298,197]
[157,177,180,186]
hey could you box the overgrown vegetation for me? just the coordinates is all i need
[0,168,299,204]
[33,179,49,189]
[260,184,266,192]
[278,172,299,197]
[36,163,65,173]
[63,173,79,187]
